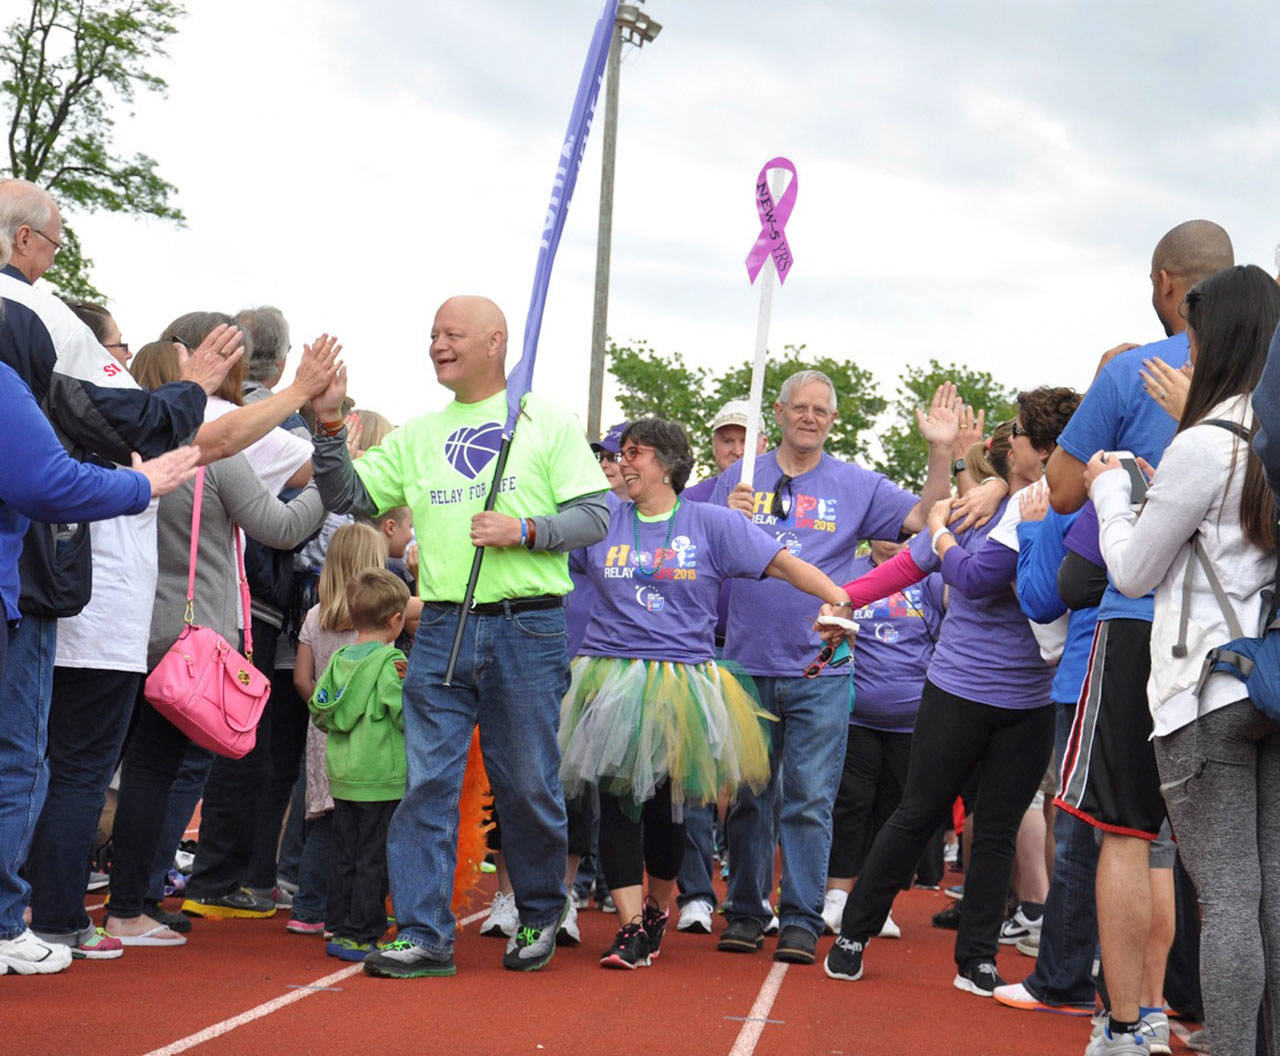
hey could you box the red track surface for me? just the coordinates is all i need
[12,883,1196,1056]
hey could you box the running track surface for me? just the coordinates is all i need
[14,885,1197,1056]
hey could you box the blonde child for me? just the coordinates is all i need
[309,568,410,960]
[286,523,388,934]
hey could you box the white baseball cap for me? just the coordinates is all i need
[710,399,754,434]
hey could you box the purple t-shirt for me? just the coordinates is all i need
[907,503,1053,710]
[566,493,623,655]
[1063,500,1102,566]
[847,555,944,733]
[712,451,918,677]
[681,475,718,504]
[576,499,782,664]
[681,473,731,640]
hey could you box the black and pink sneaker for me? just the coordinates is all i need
[600,921,652,970]
[641,897,669,959]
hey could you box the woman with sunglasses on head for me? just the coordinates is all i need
[821,386,1081,999]
[1086,264,1280,1056]
[558,418,851,970]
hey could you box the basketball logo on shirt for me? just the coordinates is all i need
[443,422,503,479]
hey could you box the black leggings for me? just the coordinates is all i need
[840,680,1055,967]
[598,781,685,890]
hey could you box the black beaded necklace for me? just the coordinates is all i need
[632,499,681,576]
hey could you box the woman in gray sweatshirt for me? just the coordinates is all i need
[105,348,326,947]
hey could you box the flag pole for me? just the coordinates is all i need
[740,160,797,490]
[443,0,618,686]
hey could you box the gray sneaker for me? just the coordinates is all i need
[363,938,456,978]
[502,896,570,972]
[1141,1011,1170,1056]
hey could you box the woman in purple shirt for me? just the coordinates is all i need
[560,418,849,971]
[823,396,1075,998]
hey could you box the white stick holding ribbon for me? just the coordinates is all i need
[740,157,797,489]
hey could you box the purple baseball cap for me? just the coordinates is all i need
[591,421,629,455]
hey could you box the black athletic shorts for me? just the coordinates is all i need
[1054,619,1167,840]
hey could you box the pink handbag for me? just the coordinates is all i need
[144,467,270,758]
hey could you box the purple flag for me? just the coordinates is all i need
[504,0,619,437]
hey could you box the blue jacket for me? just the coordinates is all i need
[1016,510,1099,706]
[0,362,151,621]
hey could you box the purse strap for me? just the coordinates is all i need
[183,466,256,663]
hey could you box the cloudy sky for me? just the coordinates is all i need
[63,0,1280,436]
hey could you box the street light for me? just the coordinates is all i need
[586,1,662,441]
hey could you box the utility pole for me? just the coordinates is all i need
[586,2,661,441]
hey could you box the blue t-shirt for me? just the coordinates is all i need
[1056,332,1189,622]
[908,503,1053,709]
[847,554,943,733]
[713,451,919,677]
[576,499,782,664]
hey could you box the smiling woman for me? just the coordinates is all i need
[560,415,851,970]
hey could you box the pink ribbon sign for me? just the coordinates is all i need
[744,156,797,285]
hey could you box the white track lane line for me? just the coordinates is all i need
[139,907,492,1056]
[727,961,790,1056]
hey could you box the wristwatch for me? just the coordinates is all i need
[951,458,967,478]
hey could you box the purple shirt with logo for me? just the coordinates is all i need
[576,499,783,664]
[847,555,944,733]
[712,451,918,677]
[907,504,1053,709]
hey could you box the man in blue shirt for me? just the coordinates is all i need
[1046,220,1233,1054]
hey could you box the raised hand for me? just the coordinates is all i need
[955,403,985,460]
[312,363,348,424]
[916,382,960,449]
[1139,357,1191,421]
[180,324,244,395]
[293,334,344,400]
[131,445,201,497]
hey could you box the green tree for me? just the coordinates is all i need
[607,340,885,476]
[875,359,1018,491]
[2,0,185,299]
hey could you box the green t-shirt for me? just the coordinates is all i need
[353,390,607,603]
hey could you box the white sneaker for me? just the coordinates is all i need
[0,929,73,974]
[762,898,779,936]
[479,890,517,938]
[998,903,1043,945]
[555,900,580,946]
[877,910,901,939]
[676,899,714,934]
[821,890,847,934]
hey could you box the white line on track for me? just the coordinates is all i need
[137,905,494,1055]
[138,963,364,1056]
[727,962,789,1056]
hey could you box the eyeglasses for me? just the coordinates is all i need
[105,341,129,355]
[619,444,654,463]
[31,228,62,255]
[1011,421,1029,438]
[771,474,794,520]
[595,449,620,464]
[781,402,832,422]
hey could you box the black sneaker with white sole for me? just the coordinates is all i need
[823,935,865,981]
[953,958,1006,997]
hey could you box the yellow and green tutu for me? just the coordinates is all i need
[559,655,775,812]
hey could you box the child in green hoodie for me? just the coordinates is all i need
[309,567,411,961]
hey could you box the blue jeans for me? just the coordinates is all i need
[387,603,570,955]
[0,615,57,939]
[292,812,332,924]
[676,805,718,908]
[1023,700,1100,1008]
[724,674,849,937]
[145,742,215,905]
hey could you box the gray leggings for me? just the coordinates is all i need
[1156,700,1280,1056]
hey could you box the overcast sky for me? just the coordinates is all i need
[67,0,1280,437]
